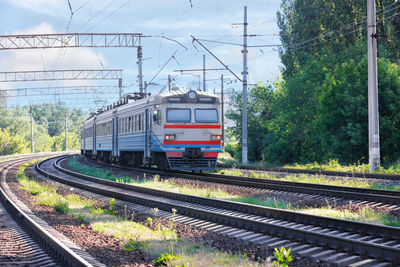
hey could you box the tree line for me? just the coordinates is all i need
[227,0,400,165]
[0,104,86,155]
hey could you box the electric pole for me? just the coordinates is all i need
[118,79,122,100]
[65,109,68,151]
[137,37,144,94]
[242,6,248,165]
[203,54,206,91]
[168,75,171,92]
[221,74,225,151]
[367,0,380,172]
[29,105,34,153]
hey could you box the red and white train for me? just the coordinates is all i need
[81,89,222,170]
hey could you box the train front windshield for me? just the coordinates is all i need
[166,108,218,123]
[194,109,218,123]
[166,109,191,122]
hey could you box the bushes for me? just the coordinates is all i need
[0,104,86,155]
[224,143,238,159]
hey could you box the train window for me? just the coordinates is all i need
[128,117,132,132]
[195,109,218,123]
[153,110,161,125]
[168,97,183,102]
[167,109,191,122]
[198,97,215,103]
[138,114,142,131]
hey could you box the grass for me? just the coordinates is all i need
[217,152,238,165]
[66,156,400,228]
[231,196,292,210]
[67,156,134,183]
[139,179,238,199]
[17,160,265,266]
[215,168,400,192]
[298,205,400,226]
[284,159,400,175]
[68,156,239,199]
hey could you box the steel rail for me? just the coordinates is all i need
[176,171,400,205]
[36,156,400,263]
[86,158,400,205]
[0,155,91,267]
[218,163,400,181]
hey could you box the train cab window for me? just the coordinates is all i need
[153,110,161,125]
[195,109,218,123]
[134,115,137,131]
[167,109,191,122]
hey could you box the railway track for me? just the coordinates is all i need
[86,157,400,209]
[36,155,400,266]
[0,154,91,267]
[217,163,400,181]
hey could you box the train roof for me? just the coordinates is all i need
[83,89,220,125]
[154,89,220,104]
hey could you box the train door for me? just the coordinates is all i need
[93,123,97,157]
[112,117,119,160]
[144,109,152,165]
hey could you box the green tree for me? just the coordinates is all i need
[0,103,86,155]
[227,83,276,162]
[0,128,29,155]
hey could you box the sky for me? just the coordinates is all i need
[0,0,283,112]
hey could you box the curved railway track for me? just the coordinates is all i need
[86,157,400,208]
[36,155,400,266]
[0,154,91,267]
[217,163,400,181]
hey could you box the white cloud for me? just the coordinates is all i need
[4,0,66,16]
[11,22,55,35]
[141,18,229,31]
[0,23,108,87]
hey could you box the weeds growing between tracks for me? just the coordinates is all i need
[17,159,265,266]
[67,156,400,228]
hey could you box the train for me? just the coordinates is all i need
[80,89,222,171]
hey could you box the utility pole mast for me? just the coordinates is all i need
[367,0,380,172]
[168,75,171,92]
[65,109,68,151]
[203,54,206,91]
[242,6,248,164]
[137,37,144,94]
[29,105,34,153]
[118,79,122,100]
[221,74,225,151]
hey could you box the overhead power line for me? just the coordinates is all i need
[0,33,142,50]
[0,85,121,98]
[0,69,122,82]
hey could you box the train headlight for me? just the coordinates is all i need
[211,135,222,141]
[165,134,176,141]
[187,90,197,100]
